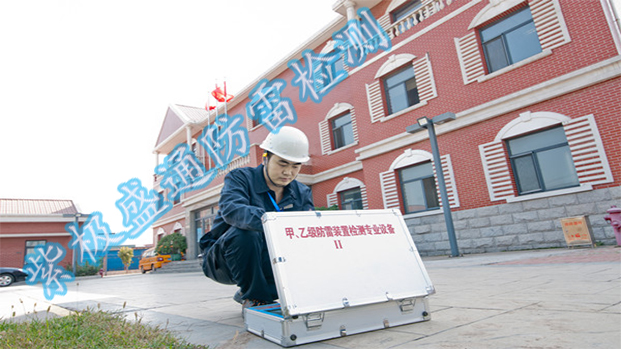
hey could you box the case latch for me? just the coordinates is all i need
[272,256,286,264]
[305,312,324,330]
[398,298,416,313]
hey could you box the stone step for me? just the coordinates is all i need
[158,259,203,273]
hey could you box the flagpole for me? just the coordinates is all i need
[214,80,220,145]
[206,95,212,171]
[223,79,229,132]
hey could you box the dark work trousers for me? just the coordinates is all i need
[202,227,278,303]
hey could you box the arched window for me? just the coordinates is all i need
[379,149,459,213]
[366,53,437,123]
[326,177,369,210]
[455,0,570,83]
[319,103,359,154]
[479,112,613,201]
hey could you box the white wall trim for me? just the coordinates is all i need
[403,208,443,220]
[601,0,621,54]
[476,49,553,83]
[374,53,416,78]
[348,0,482,77]
[0,232,72,238]
[380,100,429,123]
[300,161,363,185]
[494,110,571,141]
[334,177,366,192]
[153,212,186,227]
[182,183,224,208]
[0,215,87,223]
[390,149,433,170]
[355,56,621,161]
[506,184,593,203]
[468,0,526,29]
[325,102,355,120]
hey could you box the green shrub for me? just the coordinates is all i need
[65,260,100,276]
[157,232,187,255]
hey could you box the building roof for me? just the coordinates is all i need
[154,104,213,154]
[0,199,79,216]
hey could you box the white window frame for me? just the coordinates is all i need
[479,111,613,202]
[379,149,460,214]
[455,0,571,84]
[319,103,359,155]
[366,53,437,123]
[326,177,369,210]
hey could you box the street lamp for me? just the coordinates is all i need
[406,112,460,257]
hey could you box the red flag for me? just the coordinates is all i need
[204,102,216,111]
[211,84,234,103]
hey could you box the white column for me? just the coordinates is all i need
[344,0,356,21]
[186,125,192,146]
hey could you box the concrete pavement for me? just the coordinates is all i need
[2,246,619,348]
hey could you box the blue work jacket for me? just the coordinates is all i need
[202,164,314,245]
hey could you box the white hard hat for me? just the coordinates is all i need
[260,126,310,163]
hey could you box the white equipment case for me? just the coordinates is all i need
[244,209,435,347]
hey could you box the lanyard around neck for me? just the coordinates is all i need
[267,192,282,212]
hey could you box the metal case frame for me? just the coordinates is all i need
[245,209,435,346]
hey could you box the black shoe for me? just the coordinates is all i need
[233,289,243,304]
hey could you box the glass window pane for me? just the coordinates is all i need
[508,127,567,155]
[340,188,363,210]
[400,162,436,213]
[393,1,422,22]
[25,240,46,262]
[480,7,540,72]
[537,147,579,190]
[386,67,415,87]
[332,113,350,128]
[422,177,440,209]
[484,37,510,72]
[340,126,354,147]
[385,67,418,114]
[332,113,354,149]
[514,155,541,193]
[387,85,408,113]
[505,22,542,63]
[403,180,426,212]
[400,162,433,180]
[480,8,534,41]
[335,56,344,73]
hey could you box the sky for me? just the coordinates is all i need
[0,0,339,246]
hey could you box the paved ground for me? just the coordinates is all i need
[2,246,619,348]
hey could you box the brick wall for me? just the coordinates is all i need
[0,222,73,268]
[154,0,620,257]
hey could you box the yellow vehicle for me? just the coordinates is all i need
[139,247,171,273]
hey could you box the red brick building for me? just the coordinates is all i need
[153,0,620,257]
[0,199,85,268]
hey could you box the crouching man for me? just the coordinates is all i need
[199,126,314,314]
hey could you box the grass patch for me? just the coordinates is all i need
[0,305,208,349]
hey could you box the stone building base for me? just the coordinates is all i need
[407,186,621,257]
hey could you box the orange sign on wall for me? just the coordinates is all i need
[560,216,595,247]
